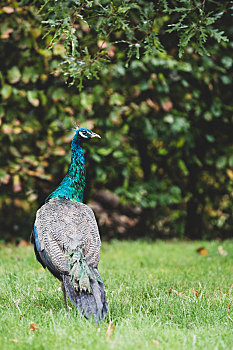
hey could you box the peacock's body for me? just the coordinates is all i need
[31,128,107,322]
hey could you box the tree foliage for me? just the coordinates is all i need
[34,0,231,87]
[0,0,232,240]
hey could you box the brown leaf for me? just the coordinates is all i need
[26,169,44,178]
[9,339,18,343]
[152,339,160,345]
[54,147,66,156]
[107,46,115,58]
[13,175,22,193]
[165,313,173,318]
[0,173,10,184]
[1,28,14,39]
[30,323,38,332]
[147,98,160,111]
[106,321,114,341]
[64,107,74,115]
[18,240,30,247]
[98,40,108,49]
[161,100,173,112]
[3,6,14,13]
[196,247,209,256]
[2,125,12,134]
[218,246,227,256]
[192,289,199,297]
[169,288,184,297]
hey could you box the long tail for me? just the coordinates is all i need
[62,248,107,322]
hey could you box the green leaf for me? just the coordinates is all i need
[7,66,21,84]
[209,29,228,43]
[27,91,40,107]
[109,93,125,106]
[178,159,189,175]
[221,56,232,69]
[164,115,174,124]
[97,148,112,156]
[206,134,215,143]
[22,67,39,84]
[1,84,12,99]
[216,156,227,169]
[228,155,233,167]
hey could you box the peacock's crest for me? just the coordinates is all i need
[72,121,80,131]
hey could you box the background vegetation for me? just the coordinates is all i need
[0,0,232,241]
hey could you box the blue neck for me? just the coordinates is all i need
[46,135,86,203]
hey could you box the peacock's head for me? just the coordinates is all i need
[72,127,101,148]
[77,128,101,141]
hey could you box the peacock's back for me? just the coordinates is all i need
[35,198,101,276]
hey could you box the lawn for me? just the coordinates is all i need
[0,240,232,350]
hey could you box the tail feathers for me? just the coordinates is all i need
[93,268,107,319]
[63,246,107,322]
[66,247,99,293]
[62,272,107,322]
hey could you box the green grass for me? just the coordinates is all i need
[0,240,232,350]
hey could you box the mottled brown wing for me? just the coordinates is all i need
[34,198,101,275]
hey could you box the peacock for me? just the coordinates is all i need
[31,127,107,322]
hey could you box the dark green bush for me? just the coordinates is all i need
[0,1,232,240]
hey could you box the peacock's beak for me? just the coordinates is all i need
[91,132,101,139]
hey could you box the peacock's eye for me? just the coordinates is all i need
[79,130,89,139]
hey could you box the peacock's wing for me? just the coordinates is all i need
[34,197,101,277]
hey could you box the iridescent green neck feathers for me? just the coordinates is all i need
[46,128,100,204]
[46,134,86,203]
